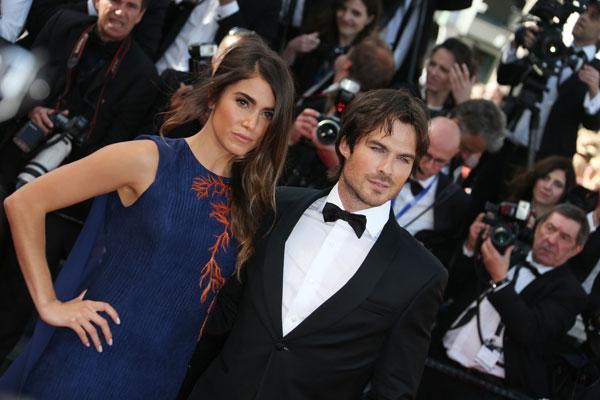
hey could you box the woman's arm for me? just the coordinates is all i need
[3,139,159,352]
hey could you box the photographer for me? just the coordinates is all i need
[0,0,157,362]
[420,204,589,399]
[498,1,600,168]
[281,36,395,188]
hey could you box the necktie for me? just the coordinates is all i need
[322,202,367,238]
[409,179,423,197]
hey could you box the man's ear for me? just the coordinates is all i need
[339,136,351,160]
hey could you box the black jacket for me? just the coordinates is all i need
[437,262,586,398]
[190,186,448,400]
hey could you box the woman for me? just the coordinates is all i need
[422,38,477,117]
[1,38,294,398]
[282,0,381,94]
[507,155,576,219]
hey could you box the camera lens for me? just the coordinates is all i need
[490,224,516,254]
[316,119,340,145]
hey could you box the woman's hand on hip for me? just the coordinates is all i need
[38,290,120,353]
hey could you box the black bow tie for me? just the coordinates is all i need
[322,202,367,238]
[517,261,541,278]
[409,179,424,197]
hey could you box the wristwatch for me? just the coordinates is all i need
[489,277,509,290]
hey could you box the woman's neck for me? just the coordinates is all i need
[425,89,449,108]
[533,201,551,218]
[186,125,234,178]
[338,33,355,48]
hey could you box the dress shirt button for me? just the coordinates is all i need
[290,316,298,323]
[275,342,289,351]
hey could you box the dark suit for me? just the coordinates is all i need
[381,0,472,85]
[189,186,448,400]
[24,0,170,59]
[158,0,282,59]
[431,263,587,398]
[497,56,600,160]
[413,173,471,266]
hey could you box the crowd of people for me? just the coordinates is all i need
[0,0,600,399]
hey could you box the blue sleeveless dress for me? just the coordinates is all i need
[20,136,237,399]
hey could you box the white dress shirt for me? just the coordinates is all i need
[281,183,391,336]
[380,0,422,71]
[155,0,239,74]
[0,0,32,42]
[392,174,437,235]
[444,252,554,378]
[503,44,600,149]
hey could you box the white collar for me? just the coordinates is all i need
[323,183,391,239]
[573,44,597,62]
[527,251,555,275]
[415,174,437,187]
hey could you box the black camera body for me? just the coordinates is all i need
[315,78,360,145]
[188,42,217,75]
[519,0,590,77]
[13,113,87,154]
[482,201,534,257]
[15,113,87,188]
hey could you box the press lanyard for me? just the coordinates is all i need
[391,176,438,220]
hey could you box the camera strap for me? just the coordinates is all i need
[55,23,132,141]
[391,175,437,221]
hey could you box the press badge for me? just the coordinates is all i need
[474,344,501,371]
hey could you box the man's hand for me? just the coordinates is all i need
[290,108,320,145]
[513,26,538,50]
[288,32,320,54]
[481,238,512,283]
[28,106,62,135]
[579,64,600,98]
[450,63,475,104]
[465,213,491,253]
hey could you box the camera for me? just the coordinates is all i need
[188,42,217,75]
[482,201,533,256]
[516,0,590,77]
[13,113,86,153]
[15,113,87,188]
[315,78,360,145]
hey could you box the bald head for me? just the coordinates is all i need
[414,117,461,180]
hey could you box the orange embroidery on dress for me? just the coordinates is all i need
[191,176,232,303]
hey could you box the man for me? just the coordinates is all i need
[392,116,470,266]
[282,36,395,189]
[445,99,506,219]
[190,89,448,399]
[422,204,589,399]
[0,0,157,362]
[23,0,169,59]
[497,1,600,163]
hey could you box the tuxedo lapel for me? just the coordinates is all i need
[259,190,326,338]
[285,212,402,340]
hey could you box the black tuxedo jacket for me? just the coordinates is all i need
[25,0,169,59]
[158,0,281,59]
[413,173,471,266]
[190,186,447,400]
[497,56,600,159]
[437,264,586,398]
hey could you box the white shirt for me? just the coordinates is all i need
[155,0,239,74]
[392,174,438,235]
[503,44,600,149]
[380,0,422,71]
[281,183,390,336]
[444,252,554,378]
[0,0,32,42]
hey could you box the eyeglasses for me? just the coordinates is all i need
[421,152,448,167]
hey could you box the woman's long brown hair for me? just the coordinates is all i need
[161,37,295,273]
